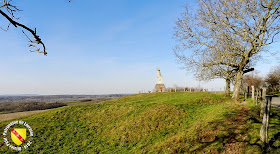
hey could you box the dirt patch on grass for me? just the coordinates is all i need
[195,104,251,153]
[241,101,248,105]
[223,142,246,154]
[221,106,249,153]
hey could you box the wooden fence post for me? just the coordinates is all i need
[260,92,272,147]
[252,86,255,102]
[260,88,266,119]
[247,86,250,98]
[255,89,259,105]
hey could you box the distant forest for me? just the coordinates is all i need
[0,94,129,114]
[0,94,128,103]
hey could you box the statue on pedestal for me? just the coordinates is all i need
[153,68,167,92]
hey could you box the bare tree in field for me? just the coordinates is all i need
[0,0,71,55]
[174,0,280,101]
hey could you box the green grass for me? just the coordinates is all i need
[0,92,279,153]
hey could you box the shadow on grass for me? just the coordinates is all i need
[269,132,280,146]
[191,106,280,153]
[189,108,249,153]
[247,117,262,124]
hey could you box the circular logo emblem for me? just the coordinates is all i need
[2,120,33,151]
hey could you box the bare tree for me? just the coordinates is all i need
[244,72,264,89]
[174,18,253,98]
[265,66,280,92]
[202,66,235,97]
[175,46,236,97]
[0,0,71,55]
[174,0,280,101]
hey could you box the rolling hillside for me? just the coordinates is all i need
[0,92,279,153]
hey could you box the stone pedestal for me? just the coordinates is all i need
[153,84,167,92]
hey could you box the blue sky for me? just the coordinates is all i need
[0,0,278,95]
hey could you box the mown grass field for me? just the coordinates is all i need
[0,92,279,153]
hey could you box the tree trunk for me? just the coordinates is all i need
[225,78,230,97]
[273,85,277,92]
[232,71,243,101]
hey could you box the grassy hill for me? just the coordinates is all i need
[0,92,279,153]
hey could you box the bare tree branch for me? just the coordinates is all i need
[0,0,71,55]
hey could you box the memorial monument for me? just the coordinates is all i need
[153,68,167,92]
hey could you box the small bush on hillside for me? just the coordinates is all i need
[80,99,92,102]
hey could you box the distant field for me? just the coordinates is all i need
[0,110,50,122]
[0,92,279,153]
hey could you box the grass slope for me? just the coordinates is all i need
[0,92,279,153]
